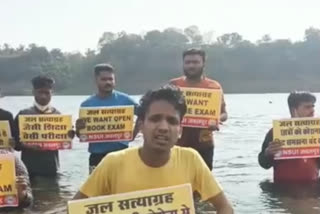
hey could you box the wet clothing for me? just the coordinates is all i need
[14,106,60,177]
[197,145,214,171]
[170,76,226,170]
[258,128,320,183]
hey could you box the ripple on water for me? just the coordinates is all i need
[2,94,320,213]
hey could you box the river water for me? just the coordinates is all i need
[1,94,320,214]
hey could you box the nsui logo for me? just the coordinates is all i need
[80,135,87,142]
[62,142,71,149]
[124,132,131,139]
[4,195,16,205]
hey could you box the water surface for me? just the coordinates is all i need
[1,94,320,214]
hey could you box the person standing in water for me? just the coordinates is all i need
[14,75,72,177]
[258,91,320,183]
[0,94,32,210]
[75,64,139,174]
[170,48,228,170]
[73,85,233,214]
[0,149,33,211]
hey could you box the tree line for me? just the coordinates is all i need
[1,26,320,95]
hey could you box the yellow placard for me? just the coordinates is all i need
[68,183,195,214]
[18,114,72,150]
[79,106,134,143]
[0,153,18,207]
[273,118,320,159]
[180,87,222,128]
[0,121,11,149]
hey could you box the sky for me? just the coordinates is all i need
[1,0,320,52]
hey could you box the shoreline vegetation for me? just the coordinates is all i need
[1,26,320,96]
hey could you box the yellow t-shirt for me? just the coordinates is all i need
[80,146,222,201]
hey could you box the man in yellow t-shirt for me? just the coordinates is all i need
[72,85,233,214]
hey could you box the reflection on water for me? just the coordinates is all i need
[31,176,63,214]
[260,180,320,214]
[1,94,320,214]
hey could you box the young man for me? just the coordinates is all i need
[14,75,63,177]
[0,149,33,210]
[73,85,233,214]
[169,48,228,170]
[0,103,32,210]
[76,64,138,173]
[258,91,320,183]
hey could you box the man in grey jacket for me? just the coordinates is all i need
[14,75,67,177]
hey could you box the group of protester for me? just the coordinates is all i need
[1,48,319,214]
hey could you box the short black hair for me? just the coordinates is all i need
[137,85,187,121]
[94,63,115,76]
[183,48,206,62]
[288,91,316,113]
[31,75,55,89]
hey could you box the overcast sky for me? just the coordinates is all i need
[1,0,319,52]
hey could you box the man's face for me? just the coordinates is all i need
[95,71,115,94]
[183,54,205,80]
[33,88,52,106]
[140,100,182,153]
[294,102,315,117]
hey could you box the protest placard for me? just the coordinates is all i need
[180,87,221,128]
[273,118,320,159]
[0,154,18,208]
[79,106,134,143]
[68,183,194,214]
[0,121,11,149]
[19,114,72,150]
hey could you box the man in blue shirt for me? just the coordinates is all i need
[76,63,139,173]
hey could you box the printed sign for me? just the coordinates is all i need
[19,114,72,150]
[0,121,11,148]
[273,118,320,159]
[68,183,194,214]
[0,153,18,208]
[180,87,221,128]
[79,106,134,143]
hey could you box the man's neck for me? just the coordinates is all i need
[34,101,51,113]
[139,146,170,168]
[97,90,113,98]
[185,75,203,84]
